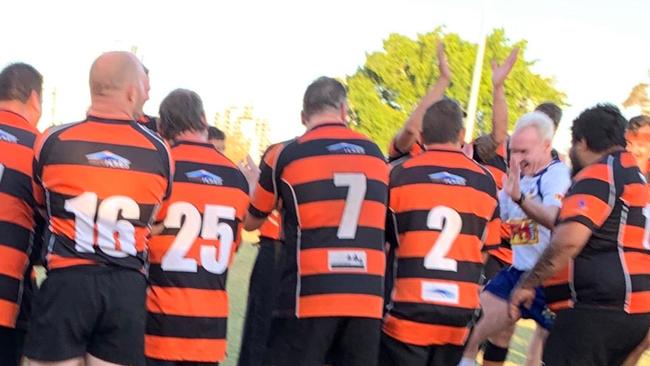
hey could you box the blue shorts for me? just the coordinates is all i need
[484,266,554,330]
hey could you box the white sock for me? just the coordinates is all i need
[457,357,476,366]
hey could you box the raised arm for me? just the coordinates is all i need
[391,42,451,156]
[475,47,519,160]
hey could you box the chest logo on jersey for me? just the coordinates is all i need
[0,129,18,143]
[326,142,365,154]
[328,250,367,271]
[428,172,467,186]
[86,151,131,170]
[185,169,223,186]
[508,219,540,245]
[421,281,460,304]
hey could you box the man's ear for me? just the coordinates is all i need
[301,111,307,126]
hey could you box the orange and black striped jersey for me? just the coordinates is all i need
[0,110,41,328]
[259,210,281,241]
[384,147,500,346]
[548,151,650,313]
[145,141,249,363]
[249,123,389,319]
[34,114,173,272]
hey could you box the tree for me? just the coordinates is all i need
[623,82,650,116]
[346,28,567,151]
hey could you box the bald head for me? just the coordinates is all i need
[90,52,144,96]
[88,51,148,118]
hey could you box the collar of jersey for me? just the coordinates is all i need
[309,122,347,131]
[423,145,463,153]
[172,140,214,148]
[0,109,30,125]
[86,114,135,124]
[531,158,562,178]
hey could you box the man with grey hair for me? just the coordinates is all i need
[458,112,571,366]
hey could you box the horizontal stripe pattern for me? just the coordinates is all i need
[387,149,498,345]
[146,142,249,363]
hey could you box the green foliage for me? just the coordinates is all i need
[346,28,567,151]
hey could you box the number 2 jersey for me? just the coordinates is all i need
[384,147,500,346]
[145,141,249,363]
[34,114,173,271]
[249,123,389,319]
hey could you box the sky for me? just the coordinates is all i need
[2,0,649,152]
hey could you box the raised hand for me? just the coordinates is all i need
[437,41,451,81]
[504,155,522,201]
[492,47,519,87]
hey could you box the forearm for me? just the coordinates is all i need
[520,232,584,288]
[394,76,450,152]
[519,201,559,230]
[490,84,508,146]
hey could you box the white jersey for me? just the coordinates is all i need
[499,160,571,270]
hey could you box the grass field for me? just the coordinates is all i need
[224,241,650,366]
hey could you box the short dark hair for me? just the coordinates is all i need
[302,76,347,118]
[535,102,562,129]
[628,115,650,133]
[0,63,43,103]
[158,88,207,140]
[571,103,627,152]
[421,98,464,144]
[208,126,225,140]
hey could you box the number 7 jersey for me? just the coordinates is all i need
[34,115,173,271]
[384,147,500,346]
[249,123,389,319]
[145,140,250,363]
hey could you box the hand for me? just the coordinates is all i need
[437,41,451,81]
[492,47,519,87]
[509,285,536,320]
[504,155,522,201]
[238,154,260,196]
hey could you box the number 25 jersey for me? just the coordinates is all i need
[145,141,249,363]
[34,115,173,271]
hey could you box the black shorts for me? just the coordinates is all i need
[238,238,282,366]
[24,266,147,366]
[0,326,26,366]
[483,254,508,282]
[146,360,218,366]
[266,316,381,366]
[379,332,464,366]
[543,306,650,366]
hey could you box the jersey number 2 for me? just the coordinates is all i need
[425,206,462,272]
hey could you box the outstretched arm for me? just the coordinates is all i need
[391,42,451,155]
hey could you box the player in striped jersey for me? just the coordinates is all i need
[511,104,650,365]
[623,114,650,366]
[244,77,389,366]
[238,208,282,366]
[145,89,250,366]
[381,98,500,366]
[0,63,43,366]
[24,52,173,366]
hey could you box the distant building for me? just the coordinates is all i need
[214,105,271,161]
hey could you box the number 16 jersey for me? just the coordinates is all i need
[384,147,500,346]
[34,115,173,271]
